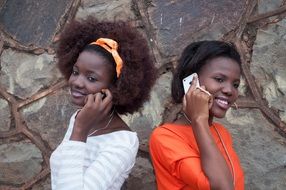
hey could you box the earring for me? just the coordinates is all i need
[233,102,238,109]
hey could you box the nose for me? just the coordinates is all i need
[70,75,84,89]
[222,83,233,96]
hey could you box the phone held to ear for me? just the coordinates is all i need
[182,73,211,96]
[101,91,107,100]
[183,73,199,94]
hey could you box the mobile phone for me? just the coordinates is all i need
[101,91,107,100]
[182,73,200,94]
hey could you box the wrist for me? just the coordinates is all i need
[192,116,209,127]
[70,123,89,142]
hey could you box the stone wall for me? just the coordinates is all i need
[0,0,286,189]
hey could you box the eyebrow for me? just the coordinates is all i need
[73,65,103,78]
[213,72,241,82]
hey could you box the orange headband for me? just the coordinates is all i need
[90,38,123,78]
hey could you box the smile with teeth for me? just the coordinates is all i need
[217,99,228,105]
[215,98,230,110]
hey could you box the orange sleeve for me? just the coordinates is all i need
[177,157,210,190]
[150,128,211,190]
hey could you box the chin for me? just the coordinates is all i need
[70,97,85,107]
[210,108,227,119]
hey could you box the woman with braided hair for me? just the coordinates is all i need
[50,16,157,190]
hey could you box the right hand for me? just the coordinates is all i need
[183,76,213,123]
[74,89,113,136]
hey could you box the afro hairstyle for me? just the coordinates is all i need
[56,16,157,114]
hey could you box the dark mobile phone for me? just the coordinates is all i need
[101,91,107,100]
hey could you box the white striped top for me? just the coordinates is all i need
[50,111,139,190]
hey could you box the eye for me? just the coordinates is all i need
[71,69,78,75]
[87,76,97,82]
[233,82,240,89]
[214,77,224,83]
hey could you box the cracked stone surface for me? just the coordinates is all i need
[0,0,286,189]
[0,141,43,185]
[0,98,10,132]
[216,108,286,187]
[251,18,286,123]
[0,0,75,48]
[122,71,172,150]
[21,88,77,150]
[125,157,156,190]
[258,0,284,14]
[0,49,61,99]
[146,0,246,65]
[76,0,135,21]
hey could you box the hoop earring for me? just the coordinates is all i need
[233,102,238,109]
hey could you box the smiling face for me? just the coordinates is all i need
[68,50,115,106]
[198,56,241,119]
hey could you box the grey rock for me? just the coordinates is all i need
[125,157,156,190]
[216,108,286,187]
[0,0,75,48]
[0,98,11,132]
[257,0,283,14]
[146,0,246,66]
[32,177,51,190]
[0,141,43,185]
[251,19,286,123]
[21,88,77,150]
[75,0,135,21]
[0,49,61,99]
[122,72,172,149]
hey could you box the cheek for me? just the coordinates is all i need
[202,81,219,93]
[233,89,239,99]
[68,76,74,85]
[86,83,106,94]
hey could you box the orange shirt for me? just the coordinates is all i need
[149,123,244,190]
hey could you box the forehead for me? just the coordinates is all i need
[75,51,112,72]
[199,56,241,77]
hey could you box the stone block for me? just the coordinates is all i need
[0,0,75,48]
[0,98,11,132]
[21,88,77,150]
[0,49,61,99]
[145,0,246,66]
[0,141,43,185]
[251,19,286,123]
[216,108,286,186]
[76,0,135,21]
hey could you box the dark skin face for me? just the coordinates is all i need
[69,50,115,106]
[198,56,241,120]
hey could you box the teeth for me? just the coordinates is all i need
[217,99,228,105]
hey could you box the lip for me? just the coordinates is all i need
[214,96,231,110]
[70,89,87,98]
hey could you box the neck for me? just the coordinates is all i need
[208,115,213,126]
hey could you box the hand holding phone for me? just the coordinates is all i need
[182,73,211,96]
[74,89,113,136]
[101,91,107,100]
[183,73,200,94]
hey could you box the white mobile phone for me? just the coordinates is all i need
[182,73,200,94]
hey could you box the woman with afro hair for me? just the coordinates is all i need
[50,16,157,190]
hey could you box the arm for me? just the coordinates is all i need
[70,89,113,142]
[183,77,233,190]
[52,138,138,190]
[190,119,233,190]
